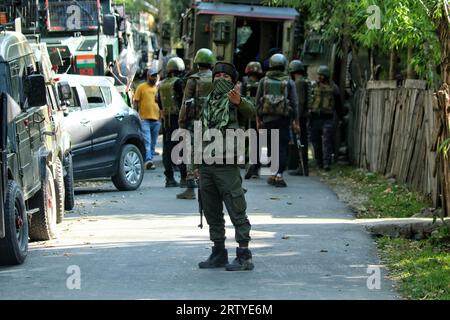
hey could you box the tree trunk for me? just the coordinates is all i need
[435,13,450,216]
[438,18,450,85]
[406,47,416,79]
[389,50,397,80]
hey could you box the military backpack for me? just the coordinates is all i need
[259,76,292,117]
[186,73,213,121]
[310,82,335,116]
[159,76,181,116]
[244,78,259,105]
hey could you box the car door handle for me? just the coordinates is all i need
[80,119,91,126]
[115,113,125,121]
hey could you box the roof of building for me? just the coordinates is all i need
[197,2,298,20]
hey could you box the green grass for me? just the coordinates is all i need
[316,163,449,300]
[319,165,432,219]
[377,237,450,300]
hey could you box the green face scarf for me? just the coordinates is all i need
[203,79,235,130]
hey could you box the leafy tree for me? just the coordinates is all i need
[265,0,449,85]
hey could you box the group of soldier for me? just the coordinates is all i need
[134,48,343,272]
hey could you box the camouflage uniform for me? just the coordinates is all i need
[294,77,312,175]
[158,74,187,184]
[178,69,213,179]
[309,81,343,168]
[198,62,256,272]
[241,75,261,177]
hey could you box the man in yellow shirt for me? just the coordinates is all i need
[134,68,161,170]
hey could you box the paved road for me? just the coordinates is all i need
[0,153,398,300]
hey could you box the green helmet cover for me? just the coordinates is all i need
[194,48,216,66]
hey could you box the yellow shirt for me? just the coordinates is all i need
[134,83,161,120]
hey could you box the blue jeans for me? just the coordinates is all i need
[141,119,161,162]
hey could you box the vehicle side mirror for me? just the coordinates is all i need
[24,74,47,108]
[103,14,116,36]
[57,81,72,101]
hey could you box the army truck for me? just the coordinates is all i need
[180,0,302,77]
[0,30,65,265]
[29,41,76,215]
[3,0,119,76]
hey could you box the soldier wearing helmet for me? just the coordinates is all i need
[157,57,188,188]
[177,48,215,200]
[255,53,299,188]
[309,65,344,171]
[288,60,311,176]
[241,61,263,179]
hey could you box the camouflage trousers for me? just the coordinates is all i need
[199,164,251,244]
[310,117,335,167]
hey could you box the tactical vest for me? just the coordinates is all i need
[159,76,180,116]
[186,72,213,122]
[244,78,260,105]
[310,82,335,116]
[260,76,291,117]
[295,78,313,117]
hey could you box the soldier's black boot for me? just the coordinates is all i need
[176,179,196,200]
[199,246,229,269]
[179,177,187,188]
[165,177,179,188]
[226,248,255,271]
[244,165,253,180]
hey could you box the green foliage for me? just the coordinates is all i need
[264,0,447,81]
[378,237,450,300]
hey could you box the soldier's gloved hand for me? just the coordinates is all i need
[228,89,242,105]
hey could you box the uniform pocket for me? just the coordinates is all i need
[229,188,247,213]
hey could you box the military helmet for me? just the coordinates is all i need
[194,48,216,66]
[245,61,263,75]
[269,53,287,70]
[166,57,185,73]
[289,60,306,74]
[317,65,331,78]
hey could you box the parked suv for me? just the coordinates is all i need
[55,74,146,191]
[0,31,63,265]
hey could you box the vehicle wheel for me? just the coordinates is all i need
[64,153,75,211]
[112,144,144,191]
[0,181,28,265]
[54,158,65,224]
[29,166,58,241]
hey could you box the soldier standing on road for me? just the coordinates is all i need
[309,65,344,171]
[289,60,311,176]
[241,61,264,180]
[157,57,188,188]
[176,49,215,200]
[198,62,256,271]
[134,68,161,170]
[256,54,299,188]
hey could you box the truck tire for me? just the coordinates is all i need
[112,144,144,191]
[64,154,75,211]
[55,158,65,224]
[0,181,28,266]
[29,166,58,241]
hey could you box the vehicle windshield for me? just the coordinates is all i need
[45,0,99,32]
